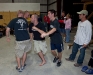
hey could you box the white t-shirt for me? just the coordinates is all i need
[74,20,92,45]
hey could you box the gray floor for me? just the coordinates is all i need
[0,32,92,75]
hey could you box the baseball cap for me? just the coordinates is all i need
[77,10,88,15]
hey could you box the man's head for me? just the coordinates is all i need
[17,10,24,17]
[24,11,30,19]
[30,14,38,23]
[77,10,88,20]
[48,9,56,20]
[61,11,65,17]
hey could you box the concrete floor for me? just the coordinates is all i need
[0,31,92,75]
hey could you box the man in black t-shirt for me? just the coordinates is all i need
[29,14,47,66]
[6,10,31,72]
[41,9,64,67]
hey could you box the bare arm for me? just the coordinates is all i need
[6,27,10,38]
[41,28,56,38]
[32,26,45,34]
[6,27,11,42]
[46,28,56,36]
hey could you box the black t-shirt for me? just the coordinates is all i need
[59,16,65,28]
[7,17,30,41]
[29,22,46,41]
[49,19,63,44]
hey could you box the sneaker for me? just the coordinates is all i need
[53,57,59,63]
[65,58,74,62]
[16,66,22,72]
[21,64,26,70]
[74,63,82,67]
[57,61,62,67]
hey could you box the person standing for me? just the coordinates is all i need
[24,11,30,19]
[29,14,47,66]
[44,15,50,31]
[65,10,92,67]
[6,10,31,72]
[41,9,64,67]
[64,13,71,43]
[59,11,66,40]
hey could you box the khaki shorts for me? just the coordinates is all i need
[33,40,47,54]
[15,39,31,58]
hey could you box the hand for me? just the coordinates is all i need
[83,44,87,48]
[41,33,47,38]
[6,37,11,42]
[32,26,37,30]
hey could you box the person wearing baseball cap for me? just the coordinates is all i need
[66,10,92,67]
[77,10,88,15]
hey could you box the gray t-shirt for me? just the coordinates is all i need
[49,19,63,44]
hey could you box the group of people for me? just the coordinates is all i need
[6,9,92,74]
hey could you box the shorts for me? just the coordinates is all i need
[15,39,31,58]
[33,40,47,54]
[60,28,65,33]
[51,43,63,53]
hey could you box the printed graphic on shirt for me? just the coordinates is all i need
[16,19,26,30]
[50,25,54,28]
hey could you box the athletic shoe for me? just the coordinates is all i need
[21,64,26,70]
[57,61,62,67]
[53,57,59,63]
[65,58,74,62]
[16,66,22,72]
[74,63,82,67]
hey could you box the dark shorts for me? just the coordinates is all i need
[51,43,64,53]
[60,28,65,33]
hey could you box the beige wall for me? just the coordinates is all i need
[0,0,47,13]
[0,3,40,11]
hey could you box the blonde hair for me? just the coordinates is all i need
[17,10,24,15]
[66,13,71,18]
[24,11,29,15]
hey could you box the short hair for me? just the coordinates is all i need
[48,9,56,16]
[24,11,29,15]
[31,14,38,20]
[66,13,71,18]
[17,10,24,15]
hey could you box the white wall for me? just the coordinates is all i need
[13,0,47,12]
[0,3,40,11]
[14,0,47,3]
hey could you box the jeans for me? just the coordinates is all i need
[65,29,70,42]
[69,42,86,64]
